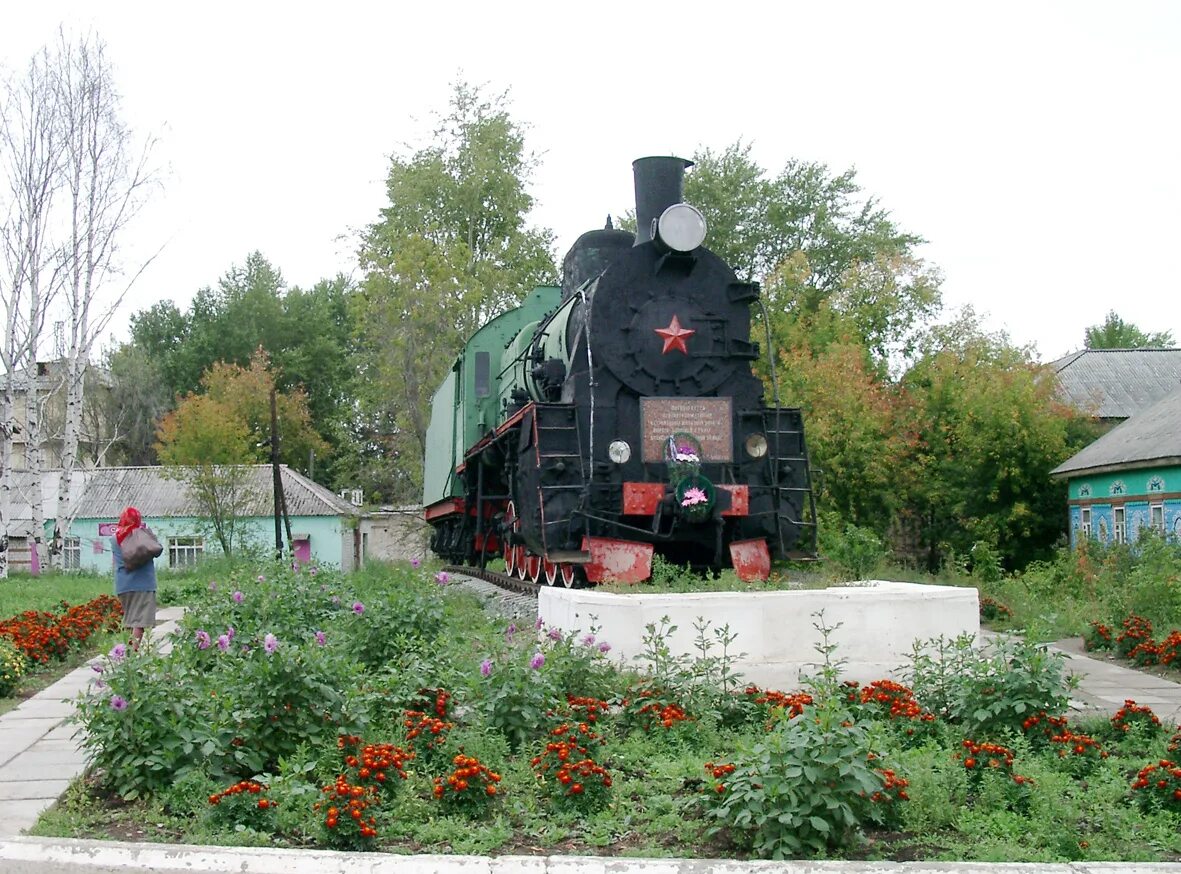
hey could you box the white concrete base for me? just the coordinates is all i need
[539,581,980,690]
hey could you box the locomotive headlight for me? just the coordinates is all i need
[608,440,632,464]
[744,433,768,459]
[656,203,707,252]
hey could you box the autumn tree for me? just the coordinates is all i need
[155,351,327,555]
[354,80,556,501]
[1084,310,1174,349]
[123,254,356,476]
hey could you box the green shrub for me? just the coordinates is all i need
[701,614,893,857]
[824,523,885,581]
[905,634,1073,737]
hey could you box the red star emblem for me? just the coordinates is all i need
[654,315,696,355]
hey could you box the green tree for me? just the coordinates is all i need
[354,80,556,501]
[1084,310,1174,349]
[683,142,941,375]
[126,254,357,480]
[900,310,1085,571]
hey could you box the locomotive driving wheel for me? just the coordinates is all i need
[503,502,521,576]
[543,558,558,586]
[560,563,577,588]
[525,552,541,583]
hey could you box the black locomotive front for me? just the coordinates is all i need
[499,156,816,584]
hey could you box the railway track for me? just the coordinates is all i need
[442,565,543,598]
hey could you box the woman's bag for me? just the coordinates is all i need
[121,526,163,570]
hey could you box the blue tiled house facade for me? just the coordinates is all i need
[1066,466,1181,546]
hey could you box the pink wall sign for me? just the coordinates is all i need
[98,522,117,537]
[293,539,311,565]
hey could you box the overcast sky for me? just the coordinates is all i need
[3,0,1178,363]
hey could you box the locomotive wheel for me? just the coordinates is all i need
[527,553,542,584]
[543,559,558,586]
[516,545,529,580]
[503,502,520,575]
[560,563,577,588]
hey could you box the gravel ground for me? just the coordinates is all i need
[447,572,538,621]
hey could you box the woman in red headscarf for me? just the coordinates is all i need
[111,506,158,650]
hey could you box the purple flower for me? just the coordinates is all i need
[232,590,244,604]
[435,571,450,586]
[411,557,421,569]
[91,663,103,674]
[534,616,544,631]
[581,634,596,647]
[257,574,266,582]
[529,652,545,671]
[216,634,230,652]
[331,595,341,606]
[505,622,517,641]
[195,630,211,650]
[546,627,562,642]
[479,658,493,677]
[264,633,278,654]
[227,626,236,641]
[208,581,218,592]
[109,643,127,661]
[598,641,612,654]
[314,630,326,646]
[352,601,365,615]
[93,679,106,690]
[110,695,128,711]
[308,565,318,577]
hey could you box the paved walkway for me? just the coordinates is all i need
[0,600,1180,868]
[0,606,184,835]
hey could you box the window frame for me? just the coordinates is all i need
[1150,503,1165,534]
[168,535,205,569]
[1080,507,1091,539]
[62,536,81,571]
[1113,506,1126,544]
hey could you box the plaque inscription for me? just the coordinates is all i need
[640,397,733,462]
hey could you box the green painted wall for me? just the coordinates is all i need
[61,514,351,572]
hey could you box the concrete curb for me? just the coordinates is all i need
[1,837,1180,873]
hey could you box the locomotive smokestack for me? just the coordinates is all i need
[632,156,692,246]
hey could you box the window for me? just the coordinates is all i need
[169,536,204,568]
[1080,507,1091,539]
[62,536,81,570]
[1113,506,1126,544]
[1151,504,1165,534]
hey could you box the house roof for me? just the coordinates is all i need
[1051,386,1181,478]
[3,465,355,522]
[1051,348,1181,419]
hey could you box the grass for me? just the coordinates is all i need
[0,570,113,617]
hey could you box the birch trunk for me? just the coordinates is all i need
[50,32,156,562]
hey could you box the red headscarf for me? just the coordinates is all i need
[115,507,142,544]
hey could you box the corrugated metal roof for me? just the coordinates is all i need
[1051,348,1181,419]
[1051,386,1181,477]
[2,465,355,521]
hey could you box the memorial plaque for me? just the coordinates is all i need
[640,397,733,462]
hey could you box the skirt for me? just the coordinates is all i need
[118,590,157,629]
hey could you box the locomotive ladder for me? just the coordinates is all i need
[764,410,819,559]
[533,404,589,562]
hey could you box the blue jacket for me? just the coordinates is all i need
[111,535,158,594]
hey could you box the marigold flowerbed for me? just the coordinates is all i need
[0,593,122,698]
[37,561,1181,862]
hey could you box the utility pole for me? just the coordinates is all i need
[270,388,282,559]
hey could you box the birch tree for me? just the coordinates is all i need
[0,46,65,577]
[49,31,156,562]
